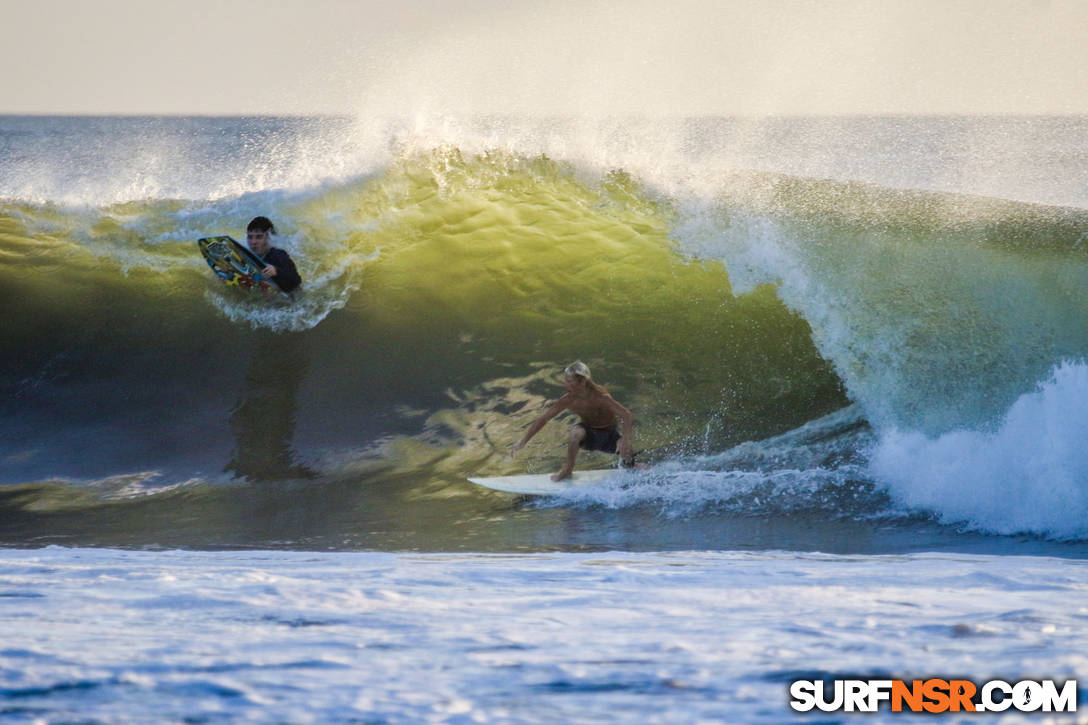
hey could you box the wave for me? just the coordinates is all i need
[4,117,1088,543]
[871,361,1088,539]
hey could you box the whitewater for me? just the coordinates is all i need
[2,114,1088,722]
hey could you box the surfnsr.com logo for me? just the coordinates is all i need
[789,679,1078,714]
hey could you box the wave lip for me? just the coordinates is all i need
[869,360,1088,540]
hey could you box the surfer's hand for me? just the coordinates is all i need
[262,264,277,277]
[510,442,524,456]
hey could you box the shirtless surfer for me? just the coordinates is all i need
[511,362,635,481]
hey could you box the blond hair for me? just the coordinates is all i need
[564,361,606,394]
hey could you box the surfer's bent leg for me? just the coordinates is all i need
[552,425,586,481]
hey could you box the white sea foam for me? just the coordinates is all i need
[204,247,379,332]
[543,465,871,518]
[7,116,1088,207]
[870,360,1088,539]
[0,547,1083,723]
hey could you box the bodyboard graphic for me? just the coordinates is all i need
[198,236,283,291]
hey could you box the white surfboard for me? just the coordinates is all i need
[468,469,621,495]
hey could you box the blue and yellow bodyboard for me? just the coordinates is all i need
[197,236,283,291]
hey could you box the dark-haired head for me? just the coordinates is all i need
[247,216,276,235]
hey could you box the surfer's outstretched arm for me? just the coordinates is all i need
[511,395,571,454]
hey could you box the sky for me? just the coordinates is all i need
[2,0,1088,115]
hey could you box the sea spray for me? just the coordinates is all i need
[870,360,1088,539]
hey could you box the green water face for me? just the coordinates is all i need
[0,149,845,487]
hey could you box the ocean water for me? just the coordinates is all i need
[1,547,1086,724]
[2,115,1088,722]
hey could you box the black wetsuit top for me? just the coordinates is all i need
[263,247,301,292]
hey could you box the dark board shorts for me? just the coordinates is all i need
[577,423,621,454]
